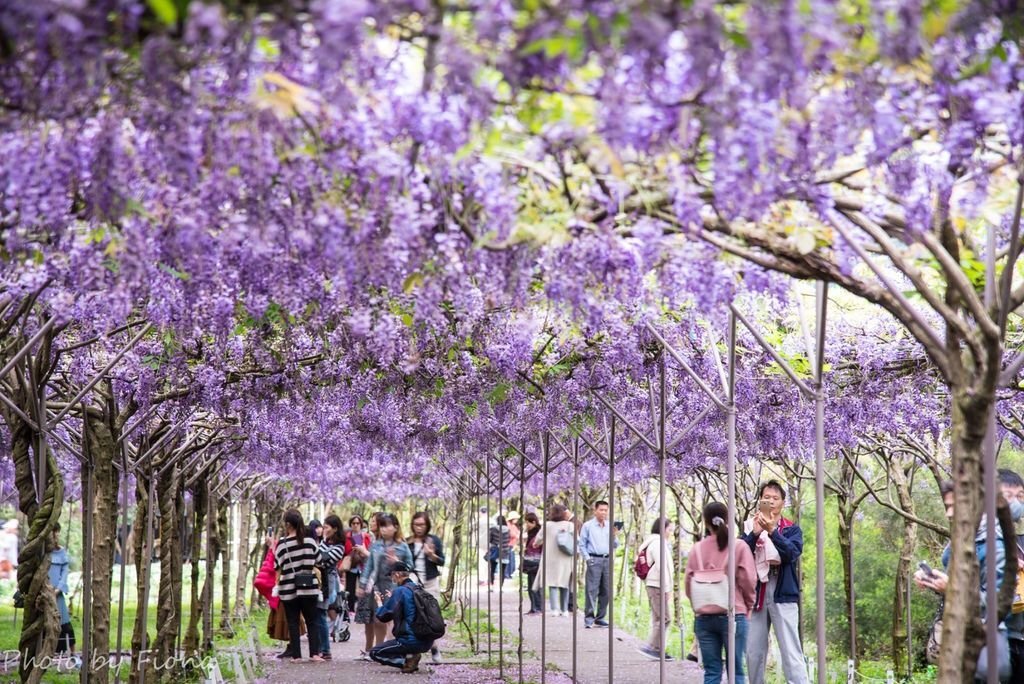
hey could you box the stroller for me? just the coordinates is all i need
[330,590,350,642]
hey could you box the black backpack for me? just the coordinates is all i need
[410,584,446,642]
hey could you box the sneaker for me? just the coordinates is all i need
[637,646,660,661]
[276,650,297,659]
[594,619,609,627]
[431,650,442,664]
[584,618,594,629]
[321,653,332,661]
[402,653,421,673]
[686,652,699,663]
[354,651,370,661]
[664,654,676,662]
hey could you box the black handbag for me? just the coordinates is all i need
[294,572,317,589]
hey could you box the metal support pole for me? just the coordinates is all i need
[541,432,549,684]
[518,445,526,684]
[814,281,829,684]
[571,438,579,683]
[81,407,93,684]
[727,310,737,684]
[475,470,481,655]
[607,417,616,684]
[498,454,505,680]
[486,456,493,662]
[658,357,667,684]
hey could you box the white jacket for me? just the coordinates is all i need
[640,533,674,590]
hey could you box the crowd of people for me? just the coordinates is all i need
[253,509,446,674]
[2,469,1020,682]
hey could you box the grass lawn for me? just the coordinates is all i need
[0,565,278,684]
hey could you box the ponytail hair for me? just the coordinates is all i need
[703,502,729,551]
[283,508,306,543]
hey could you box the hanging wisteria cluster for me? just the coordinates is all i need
[5,0,1018,500]
[4,1,1024,679]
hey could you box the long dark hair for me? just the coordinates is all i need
[283,509,305,543]
[703,502,729,551]
[323,514,344,545]
[525,512,540,540]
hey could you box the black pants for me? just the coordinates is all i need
[345,572,359,612]
[524,566,542,612]
[370,638,429,668]
[1010,638,1024,684]
[283,596,321,658]
[56,622,75,654]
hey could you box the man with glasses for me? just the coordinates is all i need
[743,480,807,684]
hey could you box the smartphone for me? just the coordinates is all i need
[613,521,624,530]
[918,561,936,578]
[266,526,274,537]
[758,500,773,513]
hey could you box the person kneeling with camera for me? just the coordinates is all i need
[369,561,445,674]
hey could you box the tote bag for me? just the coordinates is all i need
[689,542,730,612]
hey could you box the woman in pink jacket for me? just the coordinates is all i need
[253,534,304,651]
[685,502,757,684]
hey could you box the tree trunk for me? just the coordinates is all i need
[183,482,207,656]
[10,422,63,684]
[218,497,233,636]
[939,388,991,683]
[202,480,219,652]
[233,495,252,618]
[836,456,857,663]
[443,490,465,607]
[891,458,917,678]
[155,459,183,679]
[129,472,154,684]
[85,411,119,683]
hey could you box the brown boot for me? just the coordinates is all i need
[401,653,421,673]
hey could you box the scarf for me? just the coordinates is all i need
[753,517,793,612]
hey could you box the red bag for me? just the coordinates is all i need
[633,542,653,580]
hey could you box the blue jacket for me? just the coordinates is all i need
[375,579,433,649]
[742,522,803,604]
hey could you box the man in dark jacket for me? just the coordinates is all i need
[369,562,434,673]
[742,480,808,684]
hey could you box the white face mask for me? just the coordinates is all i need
[1011,499,1024,524]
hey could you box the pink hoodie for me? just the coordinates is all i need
[684,537,757,616]
[253,548,279,610]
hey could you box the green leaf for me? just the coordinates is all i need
[147,0,178,26]
[487,382,511,405]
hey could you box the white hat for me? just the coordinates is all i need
[506,511,521,522]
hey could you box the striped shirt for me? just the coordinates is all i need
[275,535,320,601]
[318,540,345,571]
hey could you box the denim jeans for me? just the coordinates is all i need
[548,587,568,612]
[696,613,748,684]
[316,608,331,655]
